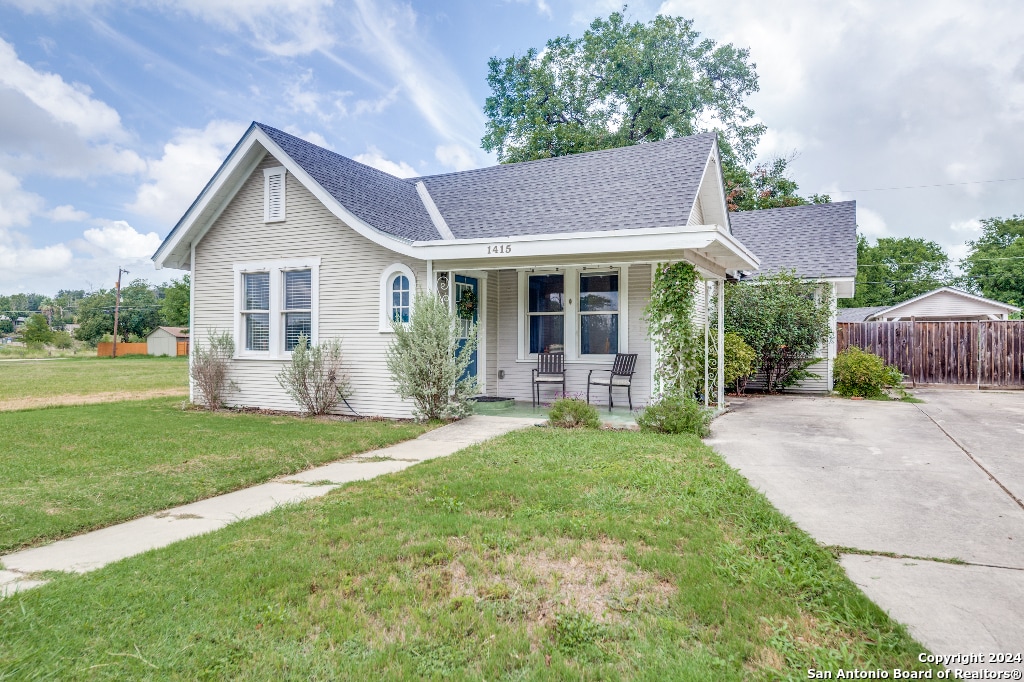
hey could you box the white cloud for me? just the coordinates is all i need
[283,127,332,149]
[0,37,127,141]
[508,0,553,18]
[352,87,400,117]
[435,144,479,172]
[856,207,889,238]
[128,120,247,225]
[83,220,163,260]
[48,204,90,222]
[0,233,74,282]
[950,218,983,234]
[349,0,489,166]
[353,146,416,177]
[0,169,45,229]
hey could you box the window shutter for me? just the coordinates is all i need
[263,167,286,222]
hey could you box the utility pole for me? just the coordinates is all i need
[112,268,128,358]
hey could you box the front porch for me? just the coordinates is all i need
[472,397,640,427]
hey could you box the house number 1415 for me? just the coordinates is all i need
[487,244,512,255]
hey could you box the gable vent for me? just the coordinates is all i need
[263,167,286,222]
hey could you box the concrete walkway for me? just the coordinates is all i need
[707,391,1024,672]
[0,415,535,598]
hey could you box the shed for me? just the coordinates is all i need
[147,326,189,356]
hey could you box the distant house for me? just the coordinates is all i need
[147,326,190,356]
[839,287,1019,322]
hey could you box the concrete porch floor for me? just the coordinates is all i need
[473,399,640,427]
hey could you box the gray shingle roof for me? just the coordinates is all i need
[414,134,716,239]
[256,123,440,241]
[837,306,890,323]
[729,201,857,278]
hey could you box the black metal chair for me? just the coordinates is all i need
[587,353,638,411]
[531,352,565,407]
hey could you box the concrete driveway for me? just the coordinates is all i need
[707,390,1024,670]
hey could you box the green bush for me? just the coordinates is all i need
[548,398,601,429]
[636,396,712,437]
[385,291,478,421]
[834,346,905,398]
[276,335,351,416]
[709,331,757,393]
[51,331,74,349]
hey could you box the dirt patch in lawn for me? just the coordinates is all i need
[0,388,187,412]
[449,539,675,626]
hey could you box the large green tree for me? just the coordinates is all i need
[74,280,162,344]
[160,275,190,327]
[482,10,821,210]
[20,314,53,346]
[844,236,952,308]
[960,215,1024,308]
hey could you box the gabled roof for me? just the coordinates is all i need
[729,202,858,279]
[837,306,890,323]
[148,326,189,338]
[878,286,1020,317]
[414,134,718,240]
[256,124,440,242]
[152,122,754,272]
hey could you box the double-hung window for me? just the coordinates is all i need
[235,259,319,357]
[579,272,619,356]
[242,272,270,352]
[283,270,312,351]
[527,273,564,354]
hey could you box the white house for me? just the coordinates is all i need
[152,123,854,417]
[838,287,1020,323]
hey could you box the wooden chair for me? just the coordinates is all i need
[587,353,638,411]
[531,352,565,408]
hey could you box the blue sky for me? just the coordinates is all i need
[2,0,1022,294]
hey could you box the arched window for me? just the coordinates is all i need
[391,274,410,323]
[379,264,416,331]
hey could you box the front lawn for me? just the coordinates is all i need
[0,428,936,680]
[0,355,188,404]
[0,397,428,552]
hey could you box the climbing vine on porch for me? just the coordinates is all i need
[644,261,702,398]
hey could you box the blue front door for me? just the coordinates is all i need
[455,275,478,381]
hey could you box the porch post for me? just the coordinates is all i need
[717,278,726,410]
[426,259,433,293]
[703,281,710,407]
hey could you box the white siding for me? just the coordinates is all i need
[493,265,653,407]
[193,154,427,417]
[881,290,1011,321]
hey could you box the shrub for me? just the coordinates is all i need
[725,272,833,393]
[834,346,905,398]
[190,329,235,410]
[276,336,351,416]
[636,395,712,437]
[548,397,601,429]
[385,291,478,421]
[51,331,74,349]
[709,331,757,394]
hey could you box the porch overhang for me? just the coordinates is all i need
[418,224,759,278]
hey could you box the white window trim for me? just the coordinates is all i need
[379,263,417,333]
[516,266,628,363]
[263,167,286,223]
[233,258,320,359]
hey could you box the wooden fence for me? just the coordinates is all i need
[96,342,148,357]
[837,321,1024,388]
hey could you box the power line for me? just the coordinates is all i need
[839,176,1024,193]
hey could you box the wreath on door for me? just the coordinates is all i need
[456,289,477,319]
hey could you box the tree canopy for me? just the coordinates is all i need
[161,275,190,327]
[844,236,953,308]
[960,215,1024,308]
[481,9,822,211]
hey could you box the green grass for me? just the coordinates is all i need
[0,398,428,552]
[0,355,188,401]
[0,428,937,680]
